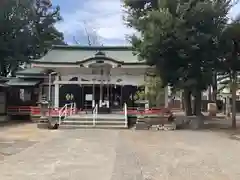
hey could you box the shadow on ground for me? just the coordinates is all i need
[0,120,50,161]
[0,119,33,129]
[190,120,240,141]
[0,139,37,160]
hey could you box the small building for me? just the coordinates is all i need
[0,77,10,118]
[5,45,169,117]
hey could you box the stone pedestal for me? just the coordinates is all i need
[208,103,217,116]
[37,99,59,129]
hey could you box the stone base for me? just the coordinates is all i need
[37,122,49,129]
[0,116,9,122]
[174,116,204,130]
[37,122,59,130]
[149,123,176,131]
[135,121,149,130]
[48,117,59,129]
[208,112,216,117]
[163,123,176,131]
[188,116,204,130]
[48,123,59,129]
[37,117,59,130]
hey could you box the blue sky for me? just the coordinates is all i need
[52,0,240,46]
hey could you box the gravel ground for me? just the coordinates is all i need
[0,124,240,179]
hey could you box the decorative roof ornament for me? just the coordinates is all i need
[95,51,106,57]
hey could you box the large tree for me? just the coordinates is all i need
[218,15,240,128]
[0,0,65,76]
[124,0,231,115]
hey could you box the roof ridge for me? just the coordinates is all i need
[52,45,132,51]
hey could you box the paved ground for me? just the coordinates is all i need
[0,124,240,179]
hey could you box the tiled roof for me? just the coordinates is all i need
[32,45,142,64]
[6,79,40,86]
[16,67,46,75]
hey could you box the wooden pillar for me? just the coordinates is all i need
[99,68,103,107]
[165,86,168,108]
[107,80,110,108]
[99,83,103,107]
[82,84,84,109]
[54,76,59,108]
[38,84,43,104]
[120,85,123,107]
[92,80,95,108]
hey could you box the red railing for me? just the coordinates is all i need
[7,106,32,115]
[7,106,79,116]
[7,105,177,116]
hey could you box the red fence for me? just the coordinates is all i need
[7,106,178,116]
[7,106,64,116]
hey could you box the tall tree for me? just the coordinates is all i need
[124,0,231,116]
[218,15,240,128]
[0,0,65,76]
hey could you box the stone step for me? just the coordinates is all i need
[66,116,125,121]
[67,114,126,120]
[65,118,125,122]
[61,120,126,126]
[58,113,127,129]
[59,124,127,129]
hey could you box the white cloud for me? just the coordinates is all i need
[229,2,240,19]
[56,0,134,45]
[58,0,239,45]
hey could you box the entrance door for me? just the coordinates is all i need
[82,85,99,110]
[59,84,82,109]
[110,85,122,110]
[82,85,108,109]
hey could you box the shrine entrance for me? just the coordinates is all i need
[58,56,147,111]
[82,84,122,111]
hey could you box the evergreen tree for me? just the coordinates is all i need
[0,0,65,76]
[124,0,231,115]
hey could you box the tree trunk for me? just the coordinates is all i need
[181,91,184,110]
[231,73,237,129]
[183,88,192,116]
[212,71,217,102]
[208,86,212,101]
[193,90,202,116]
[212,88,217,102]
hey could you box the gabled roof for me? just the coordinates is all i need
[16,67,46,76]
[6,78,41,87]
[0,76,10,87]
[0,76,10,83]
[31,45,143,65]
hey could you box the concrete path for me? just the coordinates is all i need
[0,124,240,179]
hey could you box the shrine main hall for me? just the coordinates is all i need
[6,45,168,112]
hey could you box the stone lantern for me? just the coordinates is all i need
[37,95,49,129]
[39,95,49,119]
[37,95,59,129]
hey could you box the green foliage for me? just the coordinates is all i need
[218,15,240,73]
[134,86,145,100]
[124,0,231,91]
[0,0,65,76]
[217,15,240,96]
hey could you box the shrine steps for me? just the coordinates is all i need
[59,114,128,129]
